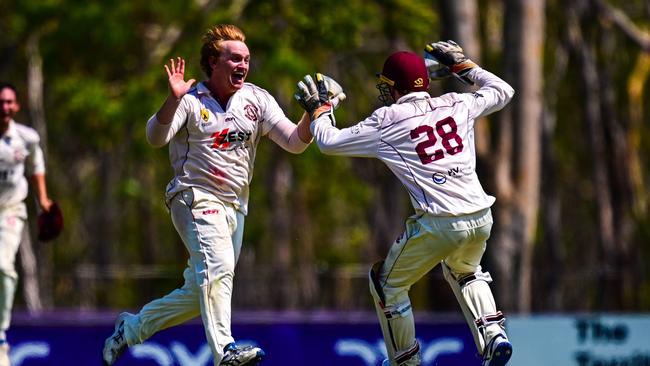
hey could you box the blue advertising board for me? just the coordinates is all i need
[7,311,480,366]
[15,311,649,365]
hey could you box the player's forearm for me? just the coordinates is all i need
[29,173,52,211]
[268,117,310,154]
[310,118,376,157]
[467,68,515,108]
[296,112,313,143]
[311,121,345,155]
[147,96,181,147]
[155,95,182,125]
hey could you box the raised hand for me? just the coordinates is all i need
[294,73,346,125]
[164,57,196,101]
[294,74,321,118]
[424,40,478,85]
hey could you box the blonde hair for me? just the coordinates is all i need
[200,24,246,77]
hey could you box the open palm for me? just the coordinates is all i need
[165,57,196,100]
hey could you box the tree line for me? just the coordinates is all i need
[0,0,648,314]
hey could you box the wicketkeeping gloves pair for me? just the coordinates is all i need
[294,73,346,126]
[424,40,478,85]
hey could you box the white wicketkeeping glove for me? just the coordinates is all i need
[294,73,346,125]
[424,40,478,85]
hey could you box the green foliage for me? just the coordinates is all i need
[2,0,649,312]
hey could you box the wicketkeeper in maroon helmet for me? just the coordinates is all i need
[295,41,515,366]
[376,51,430,106]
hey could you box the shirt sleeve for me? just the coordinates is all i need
[310,110,383,157]
[254,87,287,136]
[146,98,189,147]
[461,67,515,120]
[267,118,310,154]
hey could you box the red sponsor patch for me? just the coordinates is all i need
[202,209,219,215]
[211,128,231,149]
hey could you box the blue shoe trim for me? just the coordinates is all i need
[487,339,512,366]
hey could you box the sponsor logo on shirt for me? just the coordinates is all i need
[210,128,253,150]
[201,108,210,122]
[244,104,259,122]
[432,172,447,184]
[447,167,460,177]
[14,150,25,162]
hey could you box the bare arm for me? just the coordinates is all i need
[296,112,312,143]
[29,173,52,212]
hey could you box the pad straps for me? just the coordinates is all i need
[475,311,506,329]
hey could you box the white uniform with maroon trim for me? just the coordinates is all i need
[158,81,290,215]
[123,81,305,365]
[0,120,45,340]
[311,68,514,365]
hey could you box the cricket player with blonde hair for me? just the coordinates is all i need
[102,24,344,366]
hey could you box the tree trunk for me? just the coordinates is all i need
[567,2,618,310]
[491,0,544,312]
[93,152,121,308]
[268,150,296,309]
[593,0,650,310]
[599,29,636,310]
[540,42,569,311]
[293,187,318,308]
[23,32,49,309]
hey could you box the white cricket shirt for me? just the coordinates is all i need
[147,82,290,215]
[311,68,514,216]
[0,120,46,207]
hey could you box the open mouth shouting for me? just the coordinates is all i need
[231,69,247,87]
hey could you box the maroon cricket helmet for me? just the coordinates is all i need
[378,51,429,93]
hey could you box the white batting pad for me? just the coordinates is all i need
[369,262,421,366]
[442,261,506,354]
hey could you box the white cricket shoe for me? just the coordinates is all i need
[219,342,265,366]
[102,312,131,365]
[482,334,512,366]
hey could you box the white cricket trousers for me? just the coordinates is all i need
[122,188,245,365]
[0,203,26,341]
[372,208,495,365]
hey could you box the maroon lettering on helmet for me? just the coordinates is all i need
[244,104,259,122]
